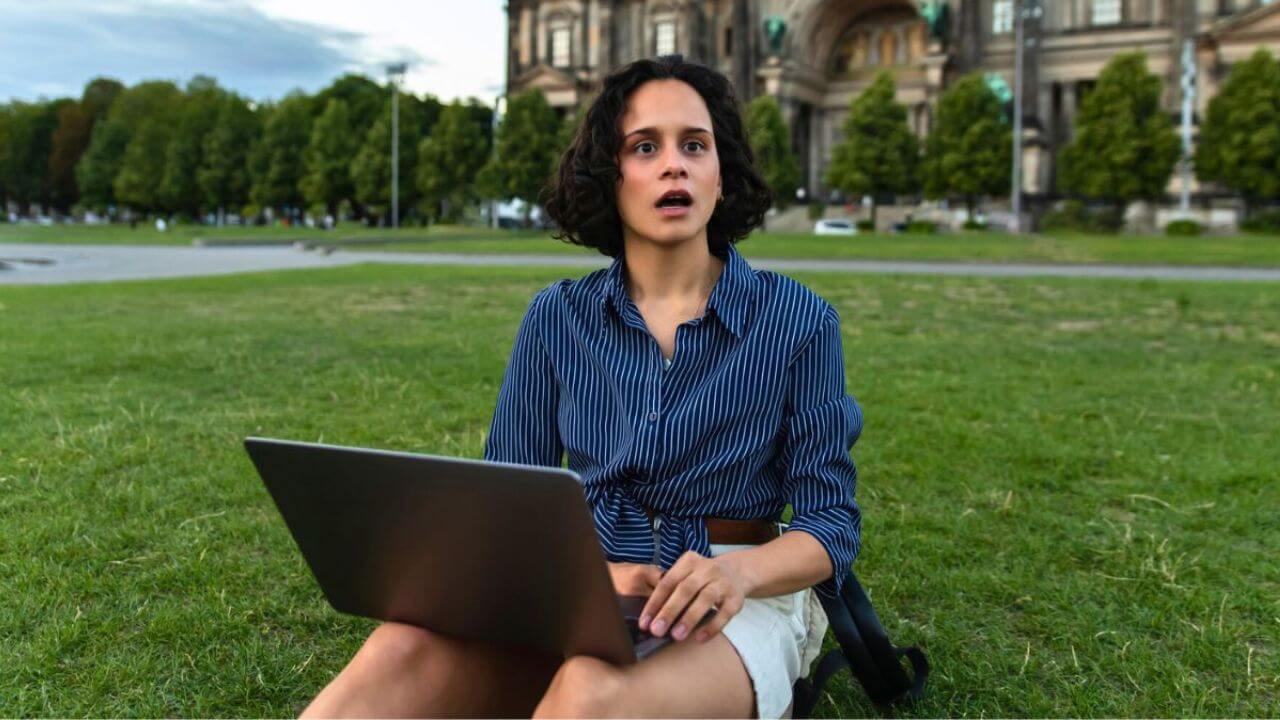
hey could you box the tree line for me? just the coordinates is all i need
[0,74,518,226]
[2,49,1277,229]
[814,48,1280,226]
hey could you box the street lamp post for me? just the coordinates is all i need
[1179,39,1196,217]
[490,94,507,229]
[1010,0,1041,234]
[386,63,408,229]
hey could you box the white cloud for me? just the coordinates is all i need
[0,0,506,103]
[249,0,507,102]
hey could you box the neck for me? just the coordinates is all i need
[621,232,723,305]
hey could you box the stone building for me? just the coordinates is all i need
[504,0,1280,210]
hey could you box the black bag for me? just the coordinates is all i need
[790,570,929,717]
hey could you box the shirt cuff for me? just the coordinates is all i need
[785,508,860,598]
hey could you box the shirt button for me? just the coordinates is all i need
[647,411,658,423]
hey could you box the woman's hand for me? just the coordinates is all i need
[607,561,664,596]
[638,551,753,643]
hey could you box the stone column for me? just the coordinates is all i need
[1037,84,1054,144]
[810,108,827,195]
[955,0,985,74]
[1061,81,1078,143]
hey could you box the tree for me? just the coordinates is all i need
[0,100,65,214]
[350,94,426,223]
[76,80,181,211]
[1195,48,1280,215]
[557,105,584,152]
[48,102,92,212]
[301,98,359,217]
[417,100,489,222]
[1058,52,1179,212]
[314,74,385,136]
[81,77,125,126]
[0,105,12,211]
[160,76,226,217]
[824,72,919,226]
[114,116,174,212]
[476,89,561,225]
[745,95,802,210]
[249,93,313,215]
[198,95,259,221]
[922,72,1012,216]
[75,120,129,211]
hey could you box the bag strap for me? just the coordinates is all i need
[798,570,929,713]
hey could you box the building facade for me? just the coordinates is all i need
[505,0,1280,204]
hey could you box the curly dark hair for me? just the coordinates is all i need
[541,54,772,258]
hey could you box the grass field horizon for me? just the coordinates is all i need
[4,222,1280,268]
[2,262,1277,716]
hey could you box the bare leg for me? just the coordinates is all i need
[300,622,561,718]
[533,632,755,718]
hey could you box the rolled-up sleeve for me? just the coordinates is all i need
[781,305,863,598]
[483,289,563,468]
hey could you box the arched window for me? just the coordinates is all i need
[545,10,576,68]
[551,27,572,67]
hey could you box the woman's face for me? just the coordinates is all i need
[615,79,722,250]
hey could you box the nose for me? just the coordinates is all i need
[659,146,688,179]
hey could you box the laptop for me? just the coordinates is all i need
[244,437,711,665]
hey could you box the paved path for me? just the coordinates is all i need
[2,243,1279,285]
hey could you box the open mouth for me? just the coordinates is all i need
[655,190,693,216]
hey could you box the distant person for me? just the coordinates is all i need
[299,55,862,719]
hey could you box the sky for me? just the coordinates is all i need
[0,0,508,105]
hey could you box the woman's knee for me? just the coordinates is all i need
[357,622,443,670]
[533,656,624,718]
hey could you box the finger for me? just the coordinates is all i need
[651,570,714,638]
[639,553,698,628]
[695,594,744,643]
[671,583,723,642]
[641,564,664,590]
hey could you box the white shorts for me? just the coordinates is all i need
[708,543,830,719]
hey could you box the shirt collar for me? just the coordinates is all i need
[600,244,757,339]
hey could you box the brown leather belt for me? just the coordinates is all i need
[644,508,781,546]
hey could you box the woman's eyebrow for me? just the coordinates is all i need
[623,125,712,139]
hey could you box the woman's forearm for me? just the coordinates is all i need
[713,529,833,598]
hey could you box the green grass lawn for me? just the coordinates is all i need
[5,222,1280,267]
[2,264,1277,716]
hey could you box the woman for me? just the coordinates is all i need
[300,55,862,719]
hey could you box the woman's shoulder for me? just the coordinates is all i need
[752,269,840,333]
[520,268,611,324]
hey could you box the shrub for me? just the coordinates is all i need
[807,201,827,221]
[856,219,876,232]
[1240,209,1280,234]
[1165,219,1203,236]
[905,220,937,233]
[1041,199,1122,233]
[962,219,988,230]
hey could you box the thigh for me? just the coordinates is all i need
[317,623,562,718]
[617,632,756,718]
[417,631,564,717]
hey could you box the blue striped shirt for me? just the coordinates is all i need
[483,245,862,597]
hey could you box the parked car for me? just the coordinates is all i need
[813,218,857,236]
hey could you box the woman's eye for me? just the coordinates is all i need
[633,140,706,155]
